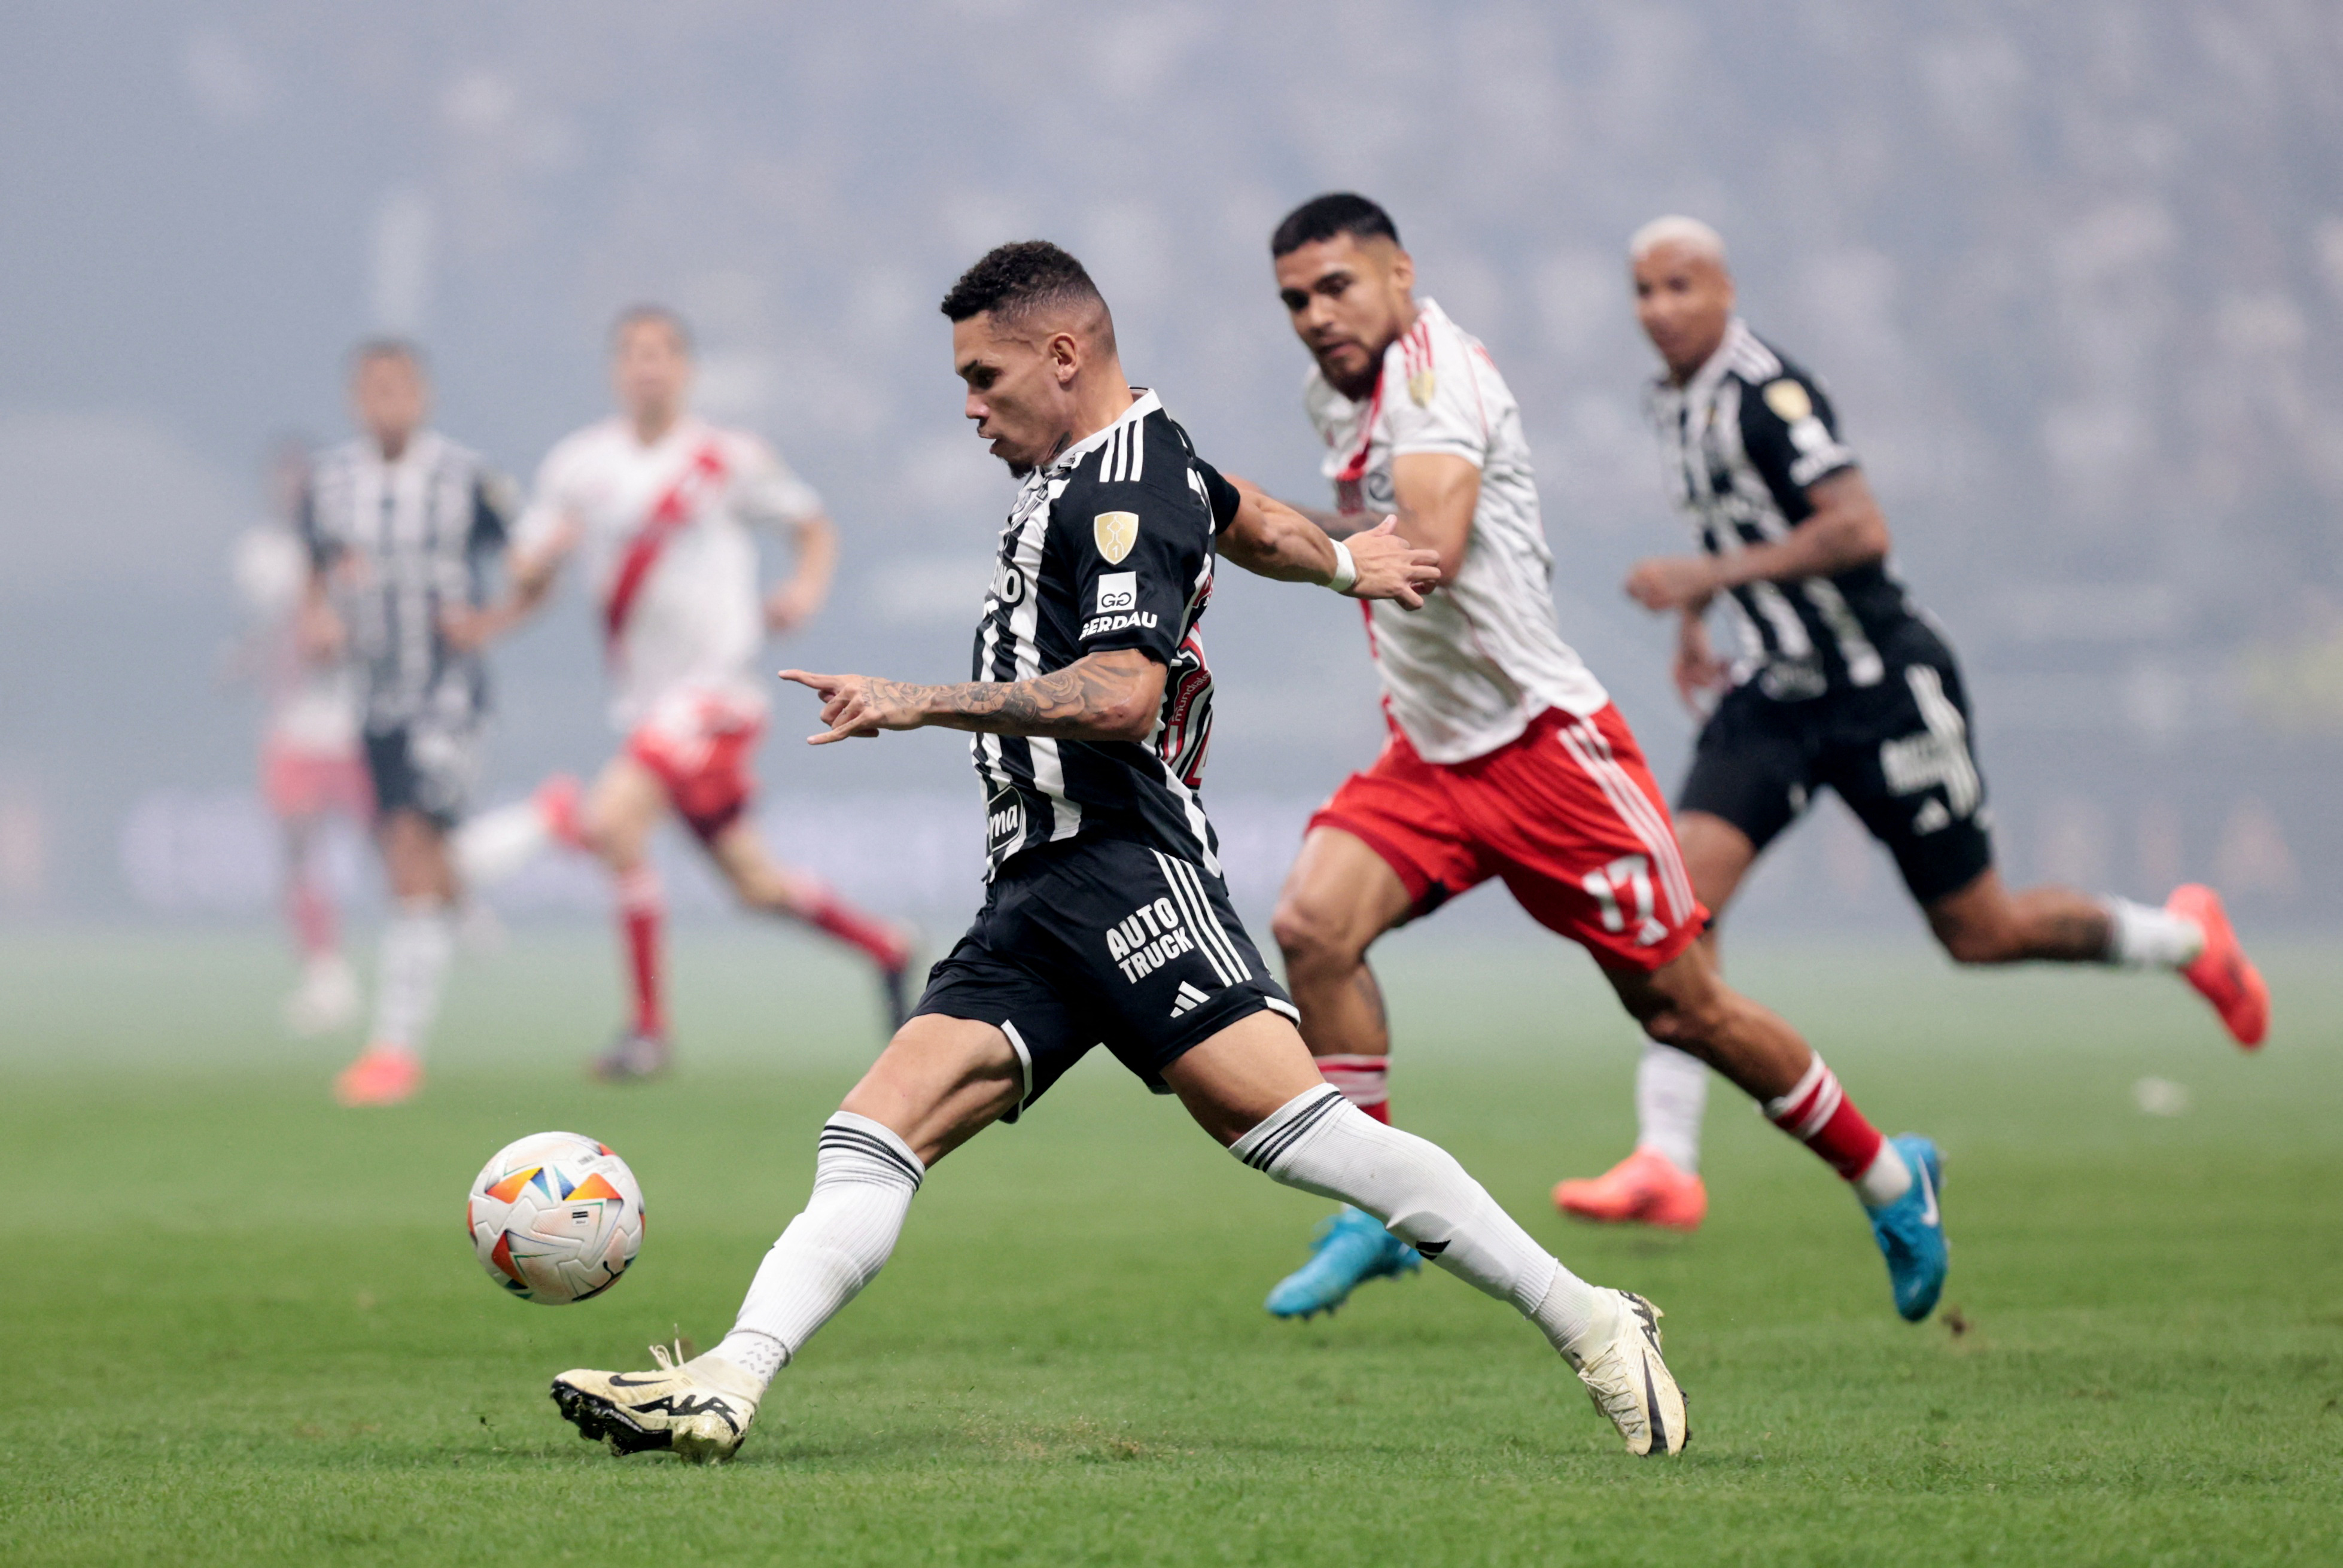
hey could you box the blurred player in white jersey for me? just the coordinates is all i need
[475,307,912,1080]
[1551,218,2268,1231]
[1255,194,1949,1325]
[232,438,370,1035]
[299,342,520,1106]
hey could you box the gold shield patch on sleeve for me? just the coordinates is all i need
[1761,379,1812,422]
[1093,510,1139,564]
[1408,369,1437,407]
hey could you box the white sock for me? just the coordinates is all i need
[1852,1142,1913,1209]
[369,897,454,1057]
[1633,1040,1708,1173]
[725,1112,925,1393]
[1231,1086,1605,1356]
[452,797,553,888]
[2102,897,2204,969]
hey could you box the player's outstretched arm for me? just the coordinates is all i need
[1624,470,1892,613]
[782,648,1167,746]
[1215,481,1438,608]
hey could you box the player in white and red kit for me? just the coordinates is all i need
[480,307,912,1079]
[1254,194,1948,1323]
[233,439,371,1035]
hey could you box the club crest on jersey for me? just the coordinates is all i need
[1104,894,1198,983]
[1408,369,1437,407]
[1762,379,1812,422]
[1094,511,1139,564]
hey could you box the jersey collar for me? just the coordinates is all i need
[1668,317,1754,403]
[1046,387,1163,474]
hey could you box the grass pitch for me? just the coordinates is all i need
[4,925,2339,1566]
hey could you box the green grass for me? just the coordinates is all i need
[4,925,2341,1566]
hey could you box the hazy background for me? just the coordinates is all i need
[4,0,2339,939]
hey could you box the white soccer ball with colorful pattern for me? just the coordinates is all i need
[466,1131,646,1305]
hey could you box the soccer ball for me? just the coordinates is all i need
[466,1131,646,1305]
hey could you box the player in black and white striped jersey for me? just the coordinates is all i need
[1555,218,2271,1232]
[546,242,1690,1463]
[296,340,519,1107]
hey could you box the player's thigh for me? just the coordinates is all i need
[377,808,452,899]
[838,1013,1024,1169]
[583,752,670,862]
[1673,810,1761,917]
[1161,1009,1330,1148]
[1270,825,1417,964]
[703,817,814,908]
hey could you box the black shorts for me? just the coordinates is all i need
[1678,633,1994,906]
[911,836,1298,1120]
[363,720,480,830]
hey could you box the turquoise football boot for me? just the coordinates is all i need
[1265,1206,1422,1319]
[1867,1134,1948,1322]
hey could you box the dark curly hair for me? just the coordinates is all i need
[939,240,1113,349]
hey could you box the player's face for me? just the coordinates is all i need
[1633,242,1735,380]
[351,355,428,452]
[613,320,693,422]
[953,313,1076,476]
[1275,234,1416,400]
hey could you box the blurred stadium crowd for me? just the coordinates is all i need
[1,1,2337,929]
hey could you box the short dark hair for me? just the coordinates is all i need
[612,303,693,355]
[1270,193,1401,258]
[939,240,1112,345]
[349,337,425,376]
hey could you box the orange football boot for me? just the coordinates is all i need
[2168,884,2269,1048]
[1553,1147,1708,1232]
[334,1046,424,1106]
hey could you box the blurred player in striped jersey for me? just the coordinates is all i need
[460,307,913,1080]
[231,437,370,1036]
[298,342,520,1106]
[1255,194,1949,1324]
[1551,218,2269,1230]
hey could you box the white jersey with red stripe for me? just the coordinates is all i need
[1304,298,1607,765]
[518,415,825,730]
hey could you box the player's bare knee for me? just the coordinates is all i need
[1270,898,1358,978]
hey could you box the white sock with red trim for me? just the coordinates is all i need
[2101,897,2204,969]
[1316,1054,1391,1123]
[1634,1040,1707,1173]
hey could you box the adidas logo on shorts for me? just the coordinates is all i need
[1169,981,1211,1018]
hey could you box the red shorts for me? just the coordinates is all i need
[626,689,764,844]
[1311,704,1708,972]
[262,741,372,820]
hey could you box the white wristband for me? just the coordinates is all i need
[1326,537,1358,594]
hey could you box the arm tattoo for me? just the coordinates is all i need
[878,656,1151,740]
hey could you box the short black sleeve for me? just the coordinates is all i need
[1737,368,1858,519]
[1193,459,1242,534]
[1063,476,1209,665]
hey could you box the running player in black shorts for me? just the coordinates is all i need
[546,241,1691,1462]
[1554,217,2271,1232]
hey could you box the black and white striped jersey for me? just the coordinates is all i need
[300,431,515,732]
[1647,319,1925,702]
[969,389,1234,881]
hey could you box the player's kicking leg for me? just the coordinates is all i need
[550,1010,1685,1461]
[1606,942,1948,1322]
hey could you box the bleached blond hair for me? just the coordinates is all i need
[1628,215,1728,267]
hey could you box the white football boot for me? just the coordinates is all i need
[551,1342,763,1463]
[1562,1289,1688,1457]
